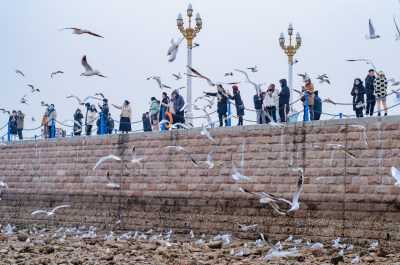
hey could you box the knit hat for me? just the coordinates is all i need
[232,85,239,90]
[369,69,375,73]
[151,97,156,101]
[103,99,108,103]
[76,108,81,112]
[172,90,179,95]
[304,76,311,82]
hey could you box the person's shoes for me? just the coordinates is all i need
[384,113,388,116]
[366,112,369,116]
[370,113,373,116]
[377,112,381,116]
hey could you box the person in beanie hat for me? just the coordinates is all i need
[150,97,160,130]
[73,109,84,136]
[227,85,245,126]
[373,71,388,116]
[204,84,228,127]
[301,76,315,121]
[313,91,322,120]
[365,69,376,116]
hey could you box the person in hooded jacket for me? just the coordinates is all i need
[302,77,315,121]
[86,105,97,136]
[313,91,322,121]
[171,90,185,125]
[106,113,114,134]
[227,85,245,126]
[263,84,279,123]
[278,79,290,122]
[373,71,388,116]
[204,84,228,127]
[365,69,376,116]
[73,109,84,136]
[351,78,366,117]
[142,112,152,132]
[9,111,18,141]
[253,89,265,124]
[46,104,57,138]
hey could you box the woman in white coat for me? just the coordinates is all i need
[263,84,279,123]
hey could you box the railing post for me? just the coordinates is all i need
[7,122,10,141]
[305,94,309,121]
[114,129,117,134]
[71,132,74,137]
[339,113,343,119]
[161,107,166,131]
[34,135,36,140]
[100,113,104,135]
[227,101,231,126]
[1,137,4,141]
[51,118,55,138]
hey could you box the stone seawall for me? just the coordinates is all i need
[0,116,400,245]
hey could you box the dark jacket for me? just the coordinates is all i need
[9,115,18,134]
[278,79,290,106]
[142,115,152,132]
[96,118,101,135]
[365,75,375,96]
[253,94,264,110]
[206,91,228,113]
[73,112,84,133]
[172,94,185,114]
[313,94,322,113]
[100,103,109,117]
[106,117,114,133]
[351,81,366,111]
[228,91,245,117]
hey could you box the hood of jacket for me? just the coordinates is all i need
[280,79,287,87]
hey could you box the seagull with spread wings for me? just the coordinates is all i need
[187,66,240,87]
[106,171,120,188]
[327,144,356,159]
[41,101,50,108]
[198,151,214,169]
[59,28,104,38]
[201,125,215,142]
[322,98,337,105]
[164,146,198,167]
[66,95,102,105]
[247,66,258,72]
[15,70,25,77]
[51,71,64,78]
[278,174,304,216]
[232,162,250,181]
[147,76,171,89]
[172,73,182,80]
[93,154,129,172]
[394,16,400,41]
[346,59,377,72]
[131,145,144,166]
[234,69,261,96]
[28,85,40,93]
[31,205,71,216]
[239,186,285,214]
[0,109,10,115]
[20,95,28,105]
[390,166,400,186]
[365,19,380,40]
[80,55,106,78]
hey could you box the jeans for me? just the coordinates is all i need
[355,108,364,117]
[86,125,93,135]
[17,128,23,140]
[266,106,277,123]
[218,112,227,127]
[279,104,289,122]
[314,111,321,121]
[303,105,314,121]
[256,109,266,124]
[366,94,375,116]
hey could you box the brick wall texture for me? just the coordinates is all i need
[0,116,400,245]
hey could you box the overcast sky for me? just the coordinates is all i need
[1,0,399,137]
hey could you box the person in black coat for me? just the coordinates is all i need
[106,113,114,134]
[98,98,109,133]
[227,85,245,126]
[96,117,101,135]
[142,112,152,132]
[351,78,366,117]
[204,84,228,127]
[278,79,290,122]
[253,89,265,124]
[365,69,375,116]
[313,91,322,121]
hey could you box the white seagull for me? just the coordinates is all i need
[394,16,400,41]
[180,103,201,112]
[106,171,120,188]
[28,85,40,93]
[51,71,64,78]
[278,174,304,216]
[346,59,377,72]
[31,205,71,216]
[59,28,104,38]
[80,55,107,78]
[198,151,214,169]
[262,234,297,259]
[164,146,198,166]
[365,19,380,40]
[66,95,102,105]
[236,222,258,231]
[239,187,285,215]
[232,162,250,181]
[351,256,359,264]
[349,125,368,146]
[131,145,144,166]
[172,73,182,80]
[186,66,240,87]
[20,95,28,105]
[167,38,184,56]
[234,69,261,96]
[390,166,400,186]
[327,144,356,159]
[201,125,215,142]
[147,76,171,89]
[247,66,258,72]
[93,155,129,171]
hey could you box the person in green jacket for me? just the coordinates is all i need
[150,97,160,131]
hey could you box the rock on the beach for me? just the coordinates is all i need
[331,255,344,265]
[206,241,222,249]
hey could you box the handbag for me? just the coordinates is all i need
[169,101,176,115]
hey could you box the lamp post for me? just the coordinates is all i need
[279,23,302,106]
[177,3,202,125]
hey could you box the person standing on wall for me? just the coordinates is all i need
[9,110,18,141]
[277,79,290,122]
[227,85,245,126]
[351,78,366,118]
[313,91,322,121]
[16,110,25,140]
[263,84,279,123]
[73,109,84,136]
[253,88,265,124]
[204,84,228,127]
[373,71,388,116]
[142,112,152,132]
[98,98,109,133]
[365,69,376,116]
[112,100,132,133]
[159,92,170,126]
[46,104,57,138]
[106,113,114,134]
[302,77,315,121]
[86,105,97,136]
[170,90,185,126]
[41,108,49,138]
[150,97,160,131]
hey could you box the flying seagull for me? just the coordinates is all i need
[81,55,107,78]
[239,187,285,214]
[391,166,400,186]
[323,98,337,105]
[236,222,258,231]
[59,28,104,38]
[61,120,81,128]
[394,16,400,41]
[349,125,368,146]
[66,95,102,105]
[187,66,240,87]
[51,71,64,78]
[180,103,201,112]
[278,174,304,216]
[172,73,182,80]
[28,85,40,93]
[31,117,35,122]
[131,145,144,166]
[193,42,200,48]
[15,70,25,77]
[201,125,215,142]
[327,144,356,159]
[232,162,250,181]
[365,19,380,40]
[388,78,400,87]
[164,146,198,166]
[234,69,261,96]
[93,155,129,171]
[167,38,184,56]
[31,205,71,216]
[247,66,258,72]
[346,59,376,72]
[41,101,50,108]
[225,72,233,76]
[297,72,309,81]
[0,143,6,147]
[147,76,171,89]
[20,95,28,105]
[198,151,214,169]
[106,171,120,188]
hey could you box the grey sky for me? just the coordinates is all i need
[0,0,399,137]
